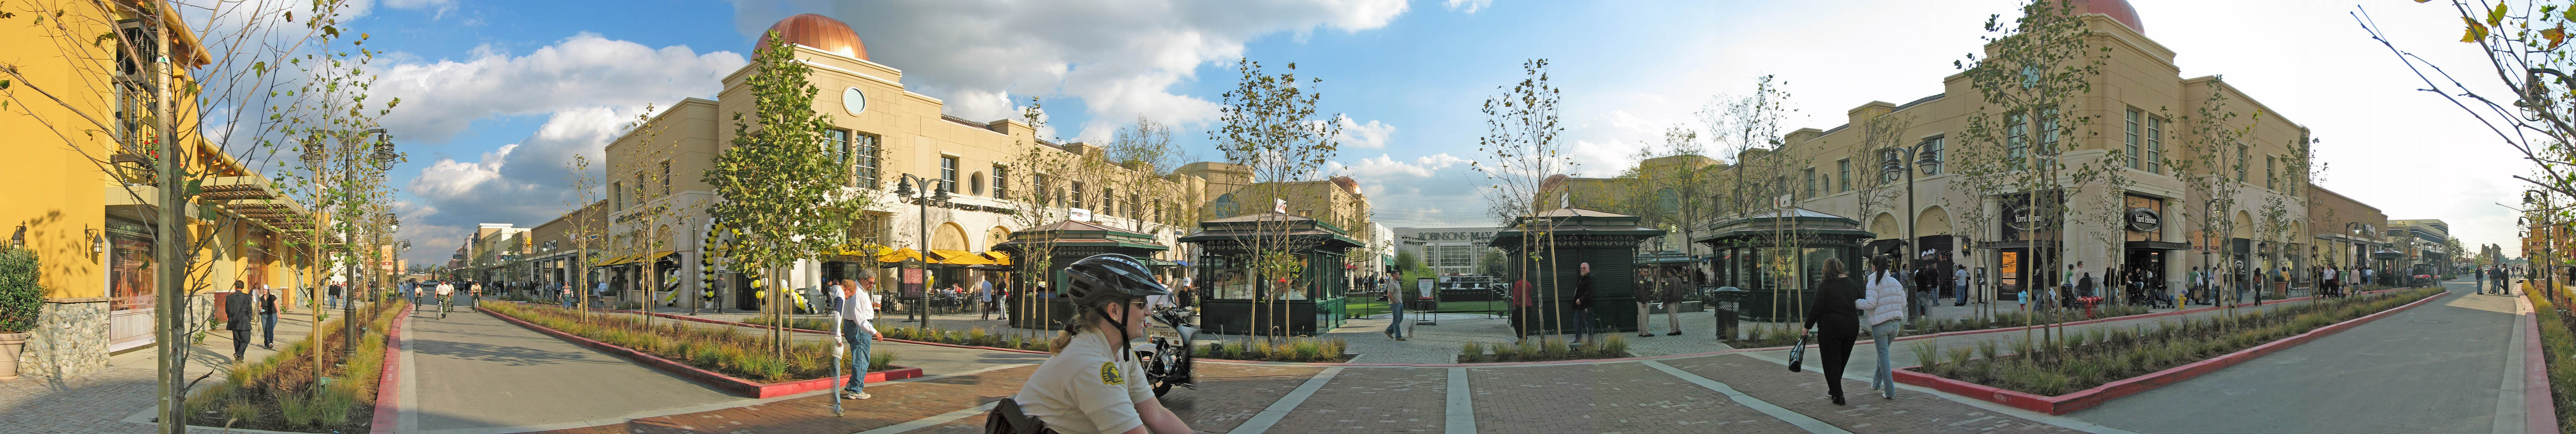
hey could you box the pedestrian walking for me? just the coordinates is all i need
[1661,268,1686,336]
[1511,278,1534,342]
[1571,262,1596,344]
[1804,257,1862,406]
[327,283,342,309]
[1633,269,1656,338]
[1953,265,1970,306]
[225,281,254,362]
[832,276,881,400]
[979,275,999,320]
[258,285,279,350]
[1383,278,1406,341]
[1857,254,1907,400]
[2494,266,2512,295]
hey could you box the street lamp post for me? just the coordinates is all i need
[1880,142,1941,325]
[893,174,951,329]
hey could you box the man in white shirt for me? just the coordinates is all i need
[979,274,999,320]
[434,281,456,319]
[833,274,882,400]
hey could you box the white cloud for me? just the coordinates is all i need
[1327,115,1397,149]
[383,0,457,19]
[1443,0,1491,14]
[1340,153,1466,178]
[376,34,746,143]
[729,0,1407,140]
[413,144,513,199]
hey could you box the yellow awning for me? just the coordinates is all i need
[930,249,993,265]
[647,251,678,263]
[981,251,1012,266]
[593,253,635,266]
[878,248,923,263]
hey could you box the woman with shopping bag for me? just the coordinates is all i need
[1801,257,1864,405]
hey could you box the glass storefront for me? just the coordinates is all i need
[107,217,156,311]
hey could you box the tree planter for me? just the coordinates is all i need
[0,332,26,380]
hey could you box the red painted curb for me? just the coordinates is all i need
[479,306,924,398]
[370,302,408,434]
[2521,293,2558,434]
[1894,289,2444,415]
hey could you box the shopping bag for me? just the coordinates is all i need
[1787,333,1809,372]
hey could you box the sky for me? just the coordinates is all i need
[286,0,2534,267]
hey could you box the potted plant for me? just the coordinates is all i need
[0,247,42,380]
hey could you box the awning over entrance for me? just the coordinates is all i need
[929,249,993,265]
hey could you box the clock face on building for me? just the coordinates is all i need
[842,87,867,115]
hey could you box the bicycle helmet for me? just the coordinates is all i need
[1062,253,1168,361]
[1065,253,1169,308]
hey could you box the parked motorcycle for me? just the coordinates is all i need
[1132,306,1197,396]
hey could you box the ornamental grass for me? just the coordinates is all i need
[484,303,893,383]
[1912,287,2438,396]
[184,298,405,432]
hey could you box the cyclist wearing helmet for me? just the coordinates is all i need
[1006,254,1194,434]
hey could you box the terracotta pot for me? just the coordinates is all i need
[0,332,28,380]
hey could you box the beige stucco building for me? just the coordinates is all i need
[1543,2,2326,302]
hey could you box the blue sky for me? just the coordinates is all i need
[325,0,2531,266]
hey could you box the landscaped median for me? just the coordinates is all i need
[478,303,921,398]
[182,298,406,433]
[735,314,1358,363]
[1895,287,2444,415]
[2524,290,2572,432]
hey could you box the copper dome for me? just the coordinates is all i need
[755,13,867,60]
[2067,0,2143,34]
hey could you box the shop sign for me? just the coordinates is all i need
[2126,208,2161,232]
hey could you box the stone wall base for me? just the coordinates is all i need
[24,300,109,379]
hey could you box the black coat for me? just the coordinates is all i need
[1806,275,1862,331]
[224,291,254,331]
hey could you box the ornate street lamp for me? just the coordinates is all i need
[1880,142,1942,323]
[892,173,951,328]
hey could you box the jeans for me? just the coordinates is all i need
[261,313,278,347]
[1956,282,1968,304]
[1385,300,1405,339]
[1572,306,1595,342]
[844,320,873,394]
[1869,320,1902,397]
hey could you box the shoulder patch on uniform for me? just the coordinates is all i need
[1099,361,1124,385]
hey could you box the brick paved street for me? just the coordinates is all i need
[1466,362,1808,434]
[1664,355,2080,434]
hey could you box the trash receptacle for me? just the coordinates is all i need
[1710,287,1749,339]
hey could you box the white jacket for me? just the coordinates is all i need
[1855,272,1907,327]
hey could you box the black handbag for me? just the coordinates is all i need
[1787,333,1809,372]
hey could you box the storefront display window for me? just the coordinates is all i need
[108,217,156,311]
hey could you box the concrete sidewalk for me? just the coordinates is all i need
[395,297,742,434]
[2065,280,2523,434]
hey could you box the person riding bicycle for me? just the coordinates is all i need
[992,254,1194,434]
[434,280,456,318]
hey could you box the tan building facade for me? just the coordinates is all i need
[580,14,1208,309]
[1545,5,2324,301]
[2306,186,2387,271]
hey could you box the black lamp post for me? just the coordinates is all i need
[1880,142,1941,324]
[893,173,951,328]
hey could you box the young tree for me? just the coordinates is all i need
[2166,85,2257,321]
[1950,0,2115,355]
[998,97,1078,338]
[1473,59,1570,339]
[1210,58,1342,340]
[704,34,867,359]
[563,154,601,316]
[616,104,686,325]
[1697,76,1799,326]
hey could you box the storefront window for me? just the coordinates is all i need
[108,217,156,311]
